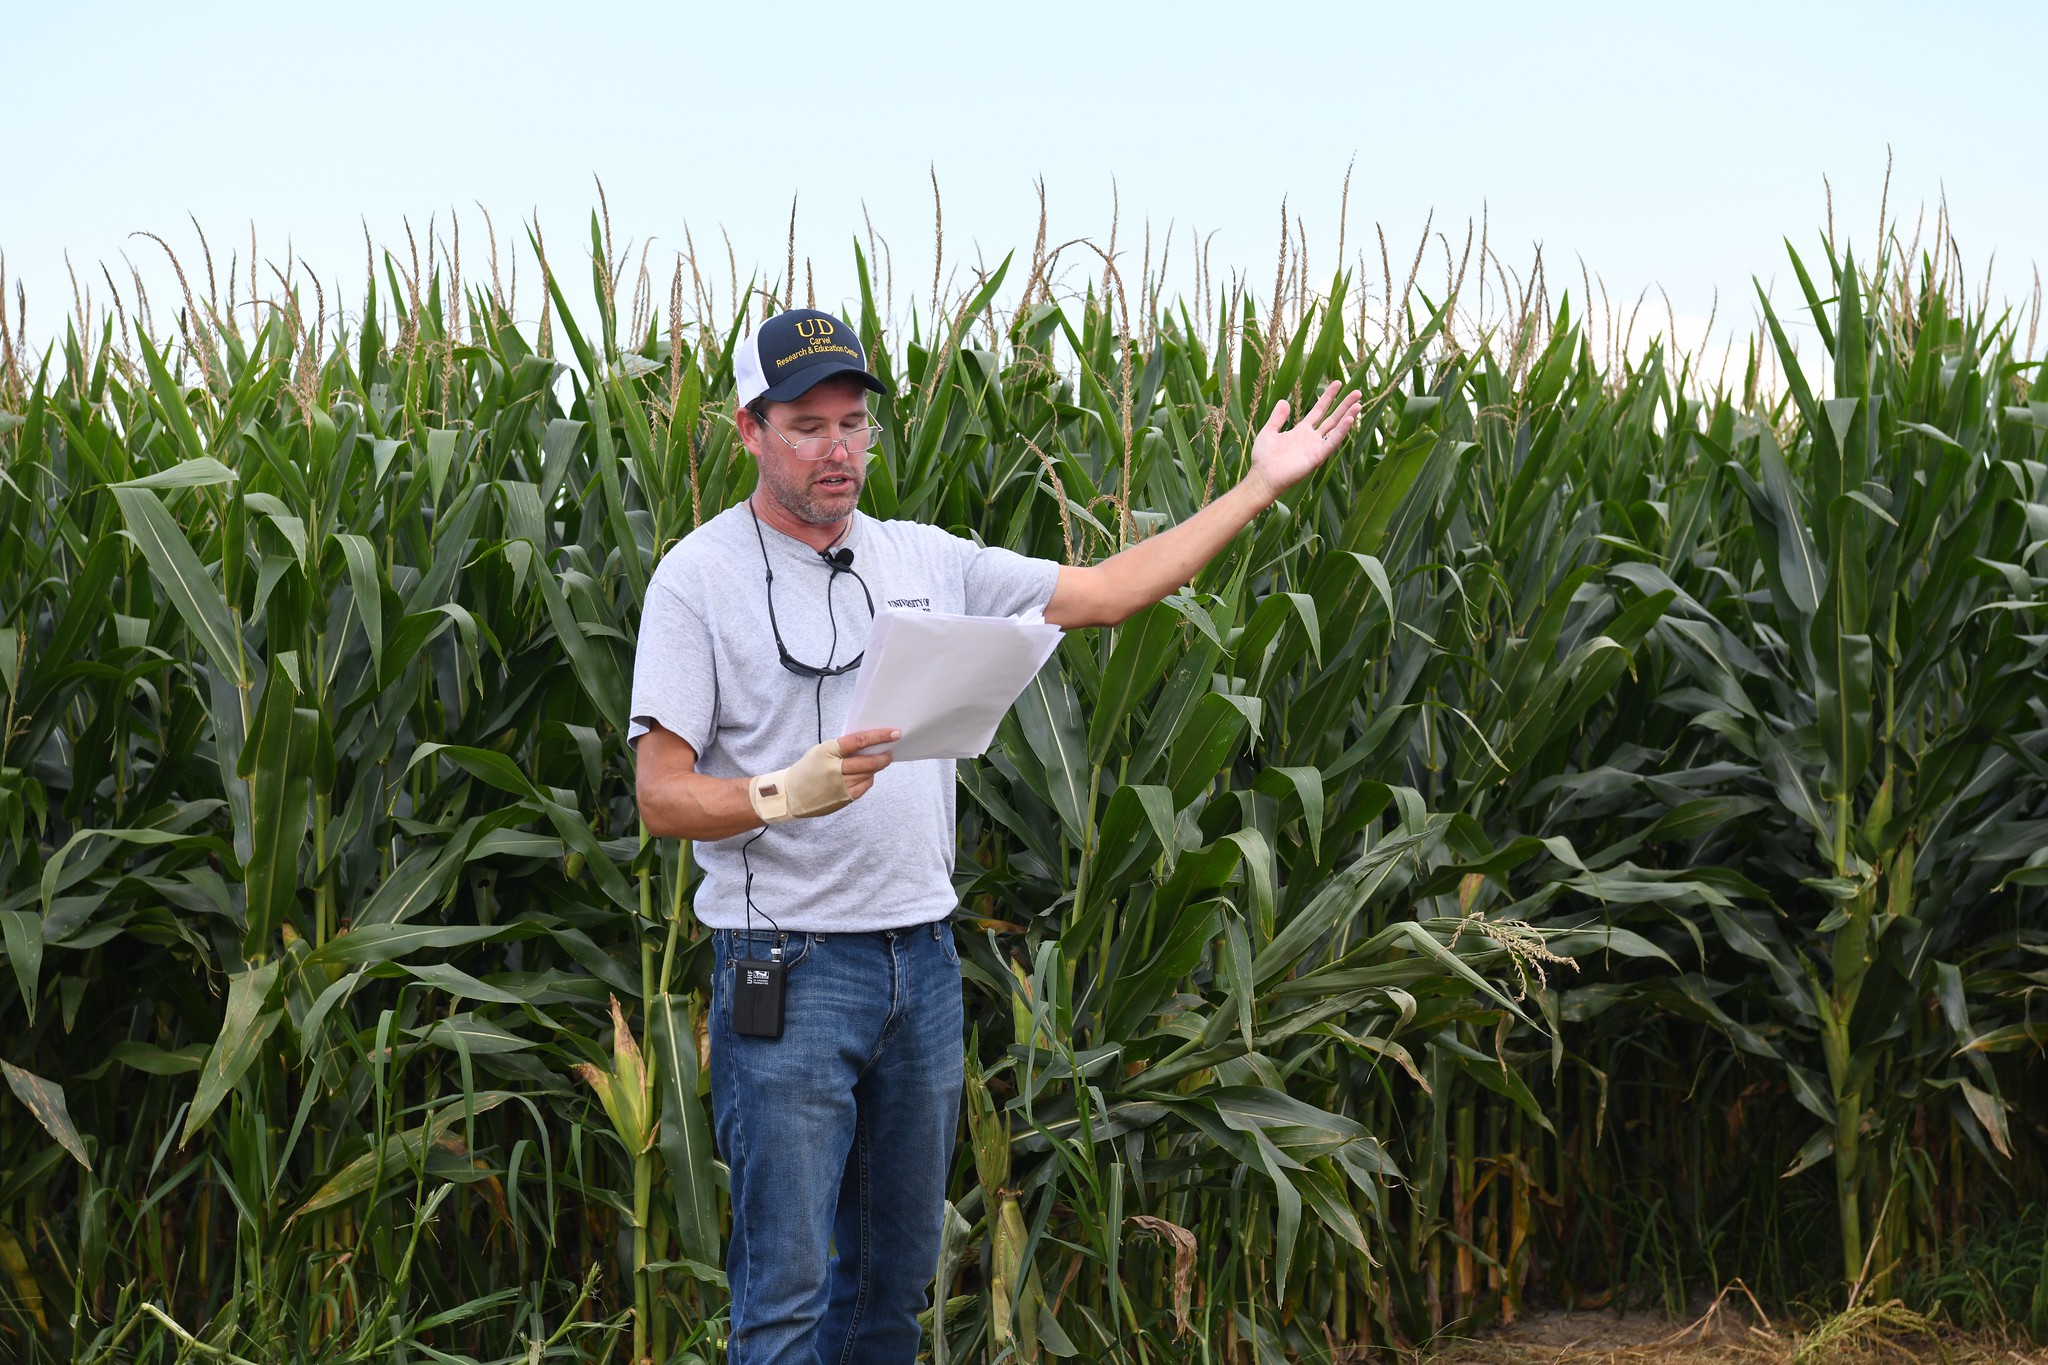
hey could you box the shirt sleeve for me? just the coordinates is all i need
[629,578,718,753]
[958,537,1063,619]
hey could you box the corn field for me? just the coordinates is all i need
[0,201,2044,1364]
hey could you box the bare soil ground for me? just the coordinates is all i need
[1416,1295,2047,1363]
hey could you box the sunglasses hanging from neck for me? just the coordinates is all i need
[749,500,876,680]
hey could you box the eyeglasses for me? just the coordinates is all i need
[755,418,885,461]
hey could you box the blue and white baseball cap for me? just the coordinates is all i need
[734,308,889,408]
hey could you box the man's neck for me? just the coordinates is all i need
[748,491,851,554]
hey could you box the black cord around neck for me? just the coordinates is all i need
[740,497,873,939]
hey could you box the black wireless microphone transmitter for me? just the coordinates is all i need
[732,944,787,1039]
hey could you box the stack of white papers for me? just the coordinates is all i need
[843,608,1063,761]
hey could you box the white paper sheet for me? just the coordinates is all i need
[842,608,1064,761]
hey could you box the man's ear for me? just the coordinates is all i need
[735,405,764,459]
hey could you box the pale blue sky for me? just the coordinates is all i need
[6,0,2044,366]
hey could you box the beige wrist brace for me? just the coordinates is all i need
[747,739,853,824]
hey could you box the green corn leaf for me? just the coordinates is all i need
[1253,765,1326,866]
[1440,1034,1554,1134]
[113,457,238,491]
[1164,692,1251,810]
[1751,428,1823,621]
[112,485,243,685]
[182,960,283,1143]
[1087,602,1182,764]
[400,963,527,1006]
[1013,654,1088,844]
[406,744,634,911]
[1,911,44,1022]
[354,847,462,927]
[1,1063,90,1169]
[1812,495,1873,807]
[650,992,720,1265]
[136,332,209,465]
[334,532,385,673]
[302,922,529,970]
[238,658,318,958]
[1090,783,1182,890]
[291,1094,512,1219]
[1296,1156,1372,1257]
[425,428,459,503]
[413,1015,536,1054]
[531,555,629,735]
[1254,825,1442,987]
[297,969,364,1064]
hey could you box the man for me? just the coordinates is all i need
[631,306,1358,1363]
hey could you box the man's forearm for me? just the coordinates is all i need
[1049,474,1276,627]
[637,725,897,839]
[639,769,763,842]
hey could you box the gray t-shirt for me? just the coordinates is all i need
[630,503,1061,932]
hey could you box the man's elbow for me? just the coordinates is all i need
[1097,597,1141,627]
[1075,596,1145,630]
[636,775,687,839]
[1047,566,1140,629]
[1089,578,1169,627]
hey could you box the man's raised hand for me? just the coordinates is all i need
[1246,380,1364,502]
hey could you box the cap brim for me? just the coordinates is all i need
[760,361,891,403]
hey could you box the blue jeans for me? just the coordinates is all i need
[709,922,964,1365]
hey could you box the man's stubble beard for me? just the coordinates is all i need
[760,460,865,526]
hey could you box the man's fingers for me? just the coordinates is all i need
[1301,380,1340,427]
[1317,389,1362,435]
[835,727,903,755]
[828,728,899,803]
[1261,399,1290,435]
